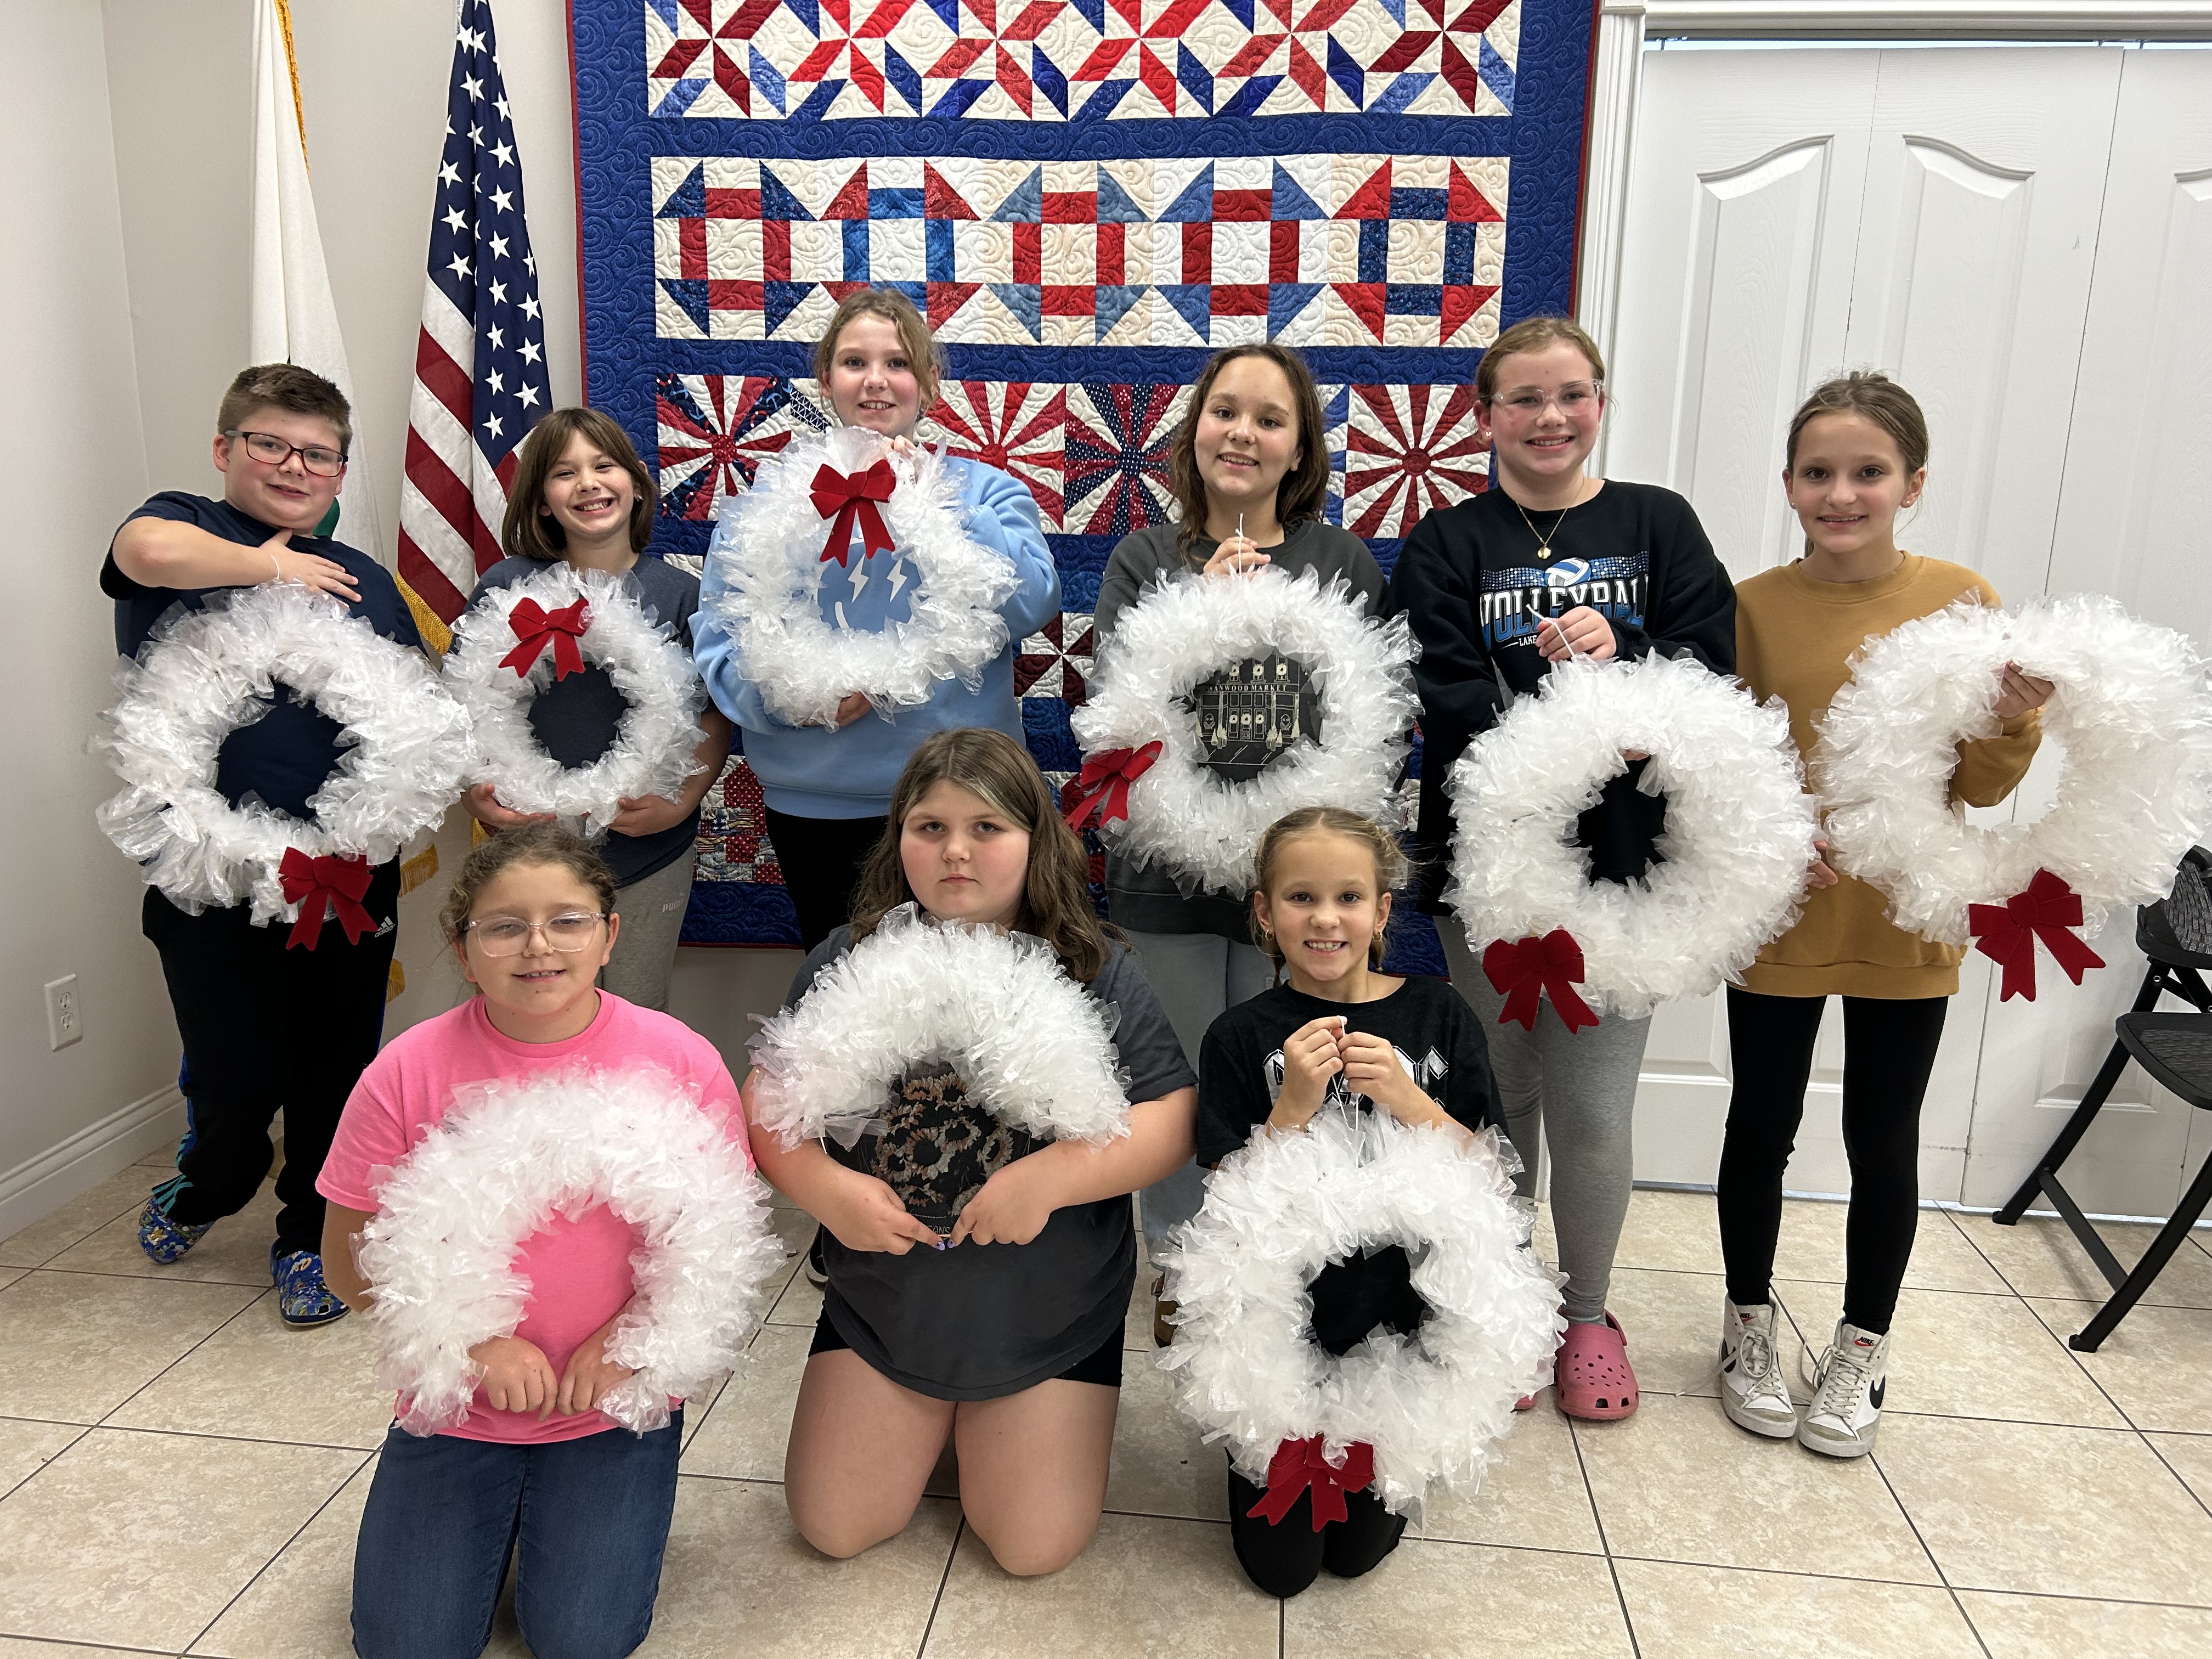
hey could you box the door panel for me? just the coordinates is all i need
[1607,45,2193,1207]
[1842,49,2124,605]
[1606,47,1875,565]
[1962,48,2212,1216]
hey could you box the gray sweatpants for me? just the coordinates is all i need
[1438,921,1647,1323]
[598,850,697,1014]
[1122,929,1276,1252]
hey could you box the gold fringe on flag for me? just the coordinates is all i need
[399,843,441,898]
[274,0,308,168]
[396,573,454,659]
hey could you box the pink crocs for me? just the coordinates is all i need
[1554,1312,1638,1421]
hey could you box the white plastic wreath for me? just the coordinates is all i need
[749,903,1131,1152]
[1071,567,1419,895]
[359,1064,781,1437]
[1158,1105,1562,1516]
[94,581,471,928]
[443,561,707,837]
[1444,650,1819,1020]
[704,426,1019,729]
[1814,593,2212,943]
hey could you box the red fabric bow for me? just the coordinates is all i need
[1246,1436,1377,1531]
[499,597,590,680]
[1969,868,2106,1002]
[811,459,898,567]
[278,849,376,951]
[1060,743,1163,831]
[1482,929,1601,1033]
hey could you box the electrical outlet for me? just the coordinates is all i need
[44,975,82,1051]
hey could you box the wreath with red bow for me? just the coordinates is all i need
[1069,568,1419,895]
[1445,650,1819,1026]
[95,582,470,946]
[1158,1103,1562,1519]
[443,561,707,838]
[701,426,1019,729]
[1815,594,2212,1001]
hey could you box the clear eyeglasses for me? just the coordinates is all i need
[463,912,608,957]
[1492,381,1604,418]
[228,429,348,476]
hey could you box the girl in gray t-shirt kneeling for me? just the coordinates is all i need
[745,726,1197,1576]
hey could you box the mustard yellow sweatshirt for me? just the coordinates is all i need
[1735,555,2041,999]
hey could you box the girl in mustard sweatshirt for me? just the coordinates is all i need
[1718,373,2050,1460]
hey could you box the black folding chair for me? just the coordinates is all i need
[1994,847,2212,1351]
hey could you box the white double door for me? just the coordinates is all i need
[1604,44,2212,1215]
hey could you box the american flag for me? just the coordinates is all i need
[397,0,547,625]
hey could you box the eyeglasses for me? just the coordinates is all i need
[1487,382,1604,419]
[463,912,608,957]
[227,429,347,476]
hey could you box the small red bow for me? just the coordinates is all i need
[500,597,590,680]
[1060,743,1163,831]
[811,459,898,567]
[1482,929,1601,1033]
[1247,1436,1376,1530]
[278,849,376,951]
[1969,868,2106,1002]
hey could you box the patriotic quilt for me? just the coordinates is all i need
[572,0,1600,952]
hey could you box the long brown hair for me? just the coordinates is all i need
[1249,807,1409,972]
[1169,344,1330,557]
[501,408,658,562]
[438,823,618,952]
[849,728,1117,982]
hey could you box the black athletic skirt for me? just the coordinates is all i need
[808,1304,1125,1390]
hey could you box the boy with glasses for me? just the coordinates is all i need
[104,363,425,1325]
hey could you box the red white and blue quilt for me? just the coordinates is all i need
[571,0,1600,951]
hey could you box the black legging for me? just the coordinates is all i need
[1716,988,1948,1335]
[1227,1458,1406,1598]
[764,806,888,951]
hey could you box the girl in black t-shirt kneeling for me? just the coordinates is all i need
[746,728,1198,1576]
[1195,808,1498,1596]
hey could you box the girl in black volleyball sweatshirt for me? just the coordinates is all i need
[1383,315,1734,1422]
[1389,479,1736,893]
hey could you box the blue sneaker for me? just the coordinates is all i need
[273,1250,349,1327]
[137,1197,213,1265]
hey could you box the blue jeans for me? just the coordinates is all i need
[352,1412,682,1659]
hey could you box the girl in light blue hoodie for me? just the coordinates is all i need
[694,288,1059,950]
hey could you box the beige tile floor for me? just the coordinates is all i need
[2,1166,2210,1657]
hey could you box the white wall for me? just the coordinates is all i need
[0,0,184,1236]
[0,1,788,1239]
[100,0,586,527]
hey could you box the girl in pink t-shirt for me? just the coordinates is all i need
[318,825,747,1659]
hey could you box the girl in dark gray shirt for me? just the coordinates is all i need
[1091,346,1386,1323]
[746,727,1197,1577]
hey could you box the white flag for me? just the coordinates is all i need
[248,0,385,563]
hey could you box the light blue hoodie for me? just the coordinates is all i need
[694,456,1060,819]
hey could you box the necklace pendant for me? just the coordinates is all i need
[1537,544,1551,560]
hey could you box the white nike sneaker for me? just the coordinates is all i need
[1718,1300,1797,1439]
[1798,1319,1889,1459]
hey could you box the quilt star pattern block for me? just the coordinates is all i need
[574,0,1597,949]
[652,369,1486,537]
[651,153,1506,347]
[645,0,1520,123]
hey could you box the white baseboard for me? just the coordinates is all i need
[0,1085,187,1243]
